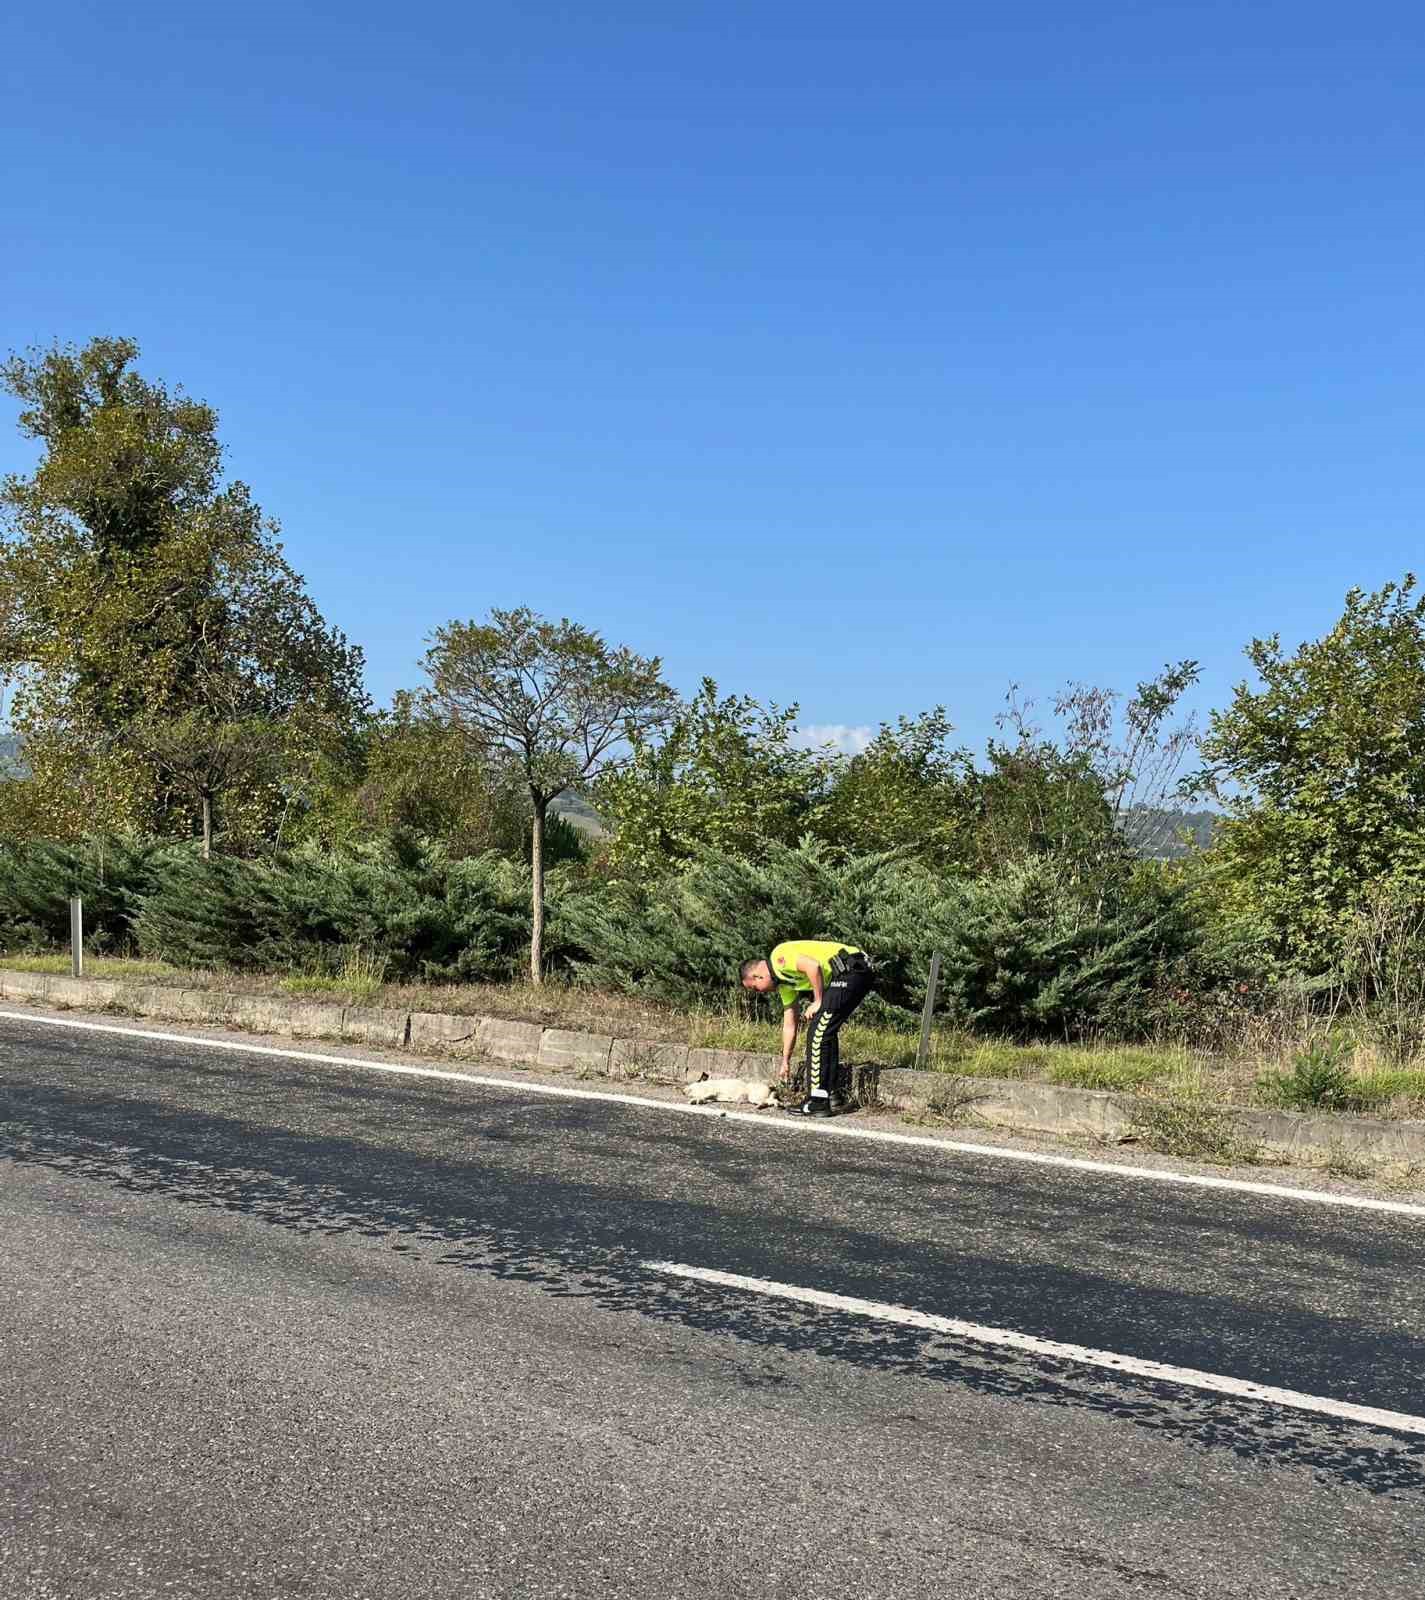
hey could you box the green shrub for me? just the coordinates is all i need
[2,830,1205,1042]
[950,859,1200,1039]
[1256,1039,1384,1113]
[554,840,966,1015]
[129,842,533,980]
[556,842,1198,1040]
[0,837,173,951]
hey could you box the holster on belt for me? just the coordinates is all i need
[829,949,870,978]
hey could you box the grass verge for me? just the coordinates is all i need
[5,949,1425,1122]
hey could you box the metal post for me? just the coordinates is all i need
[915,951,941,1071]
[69,896,83,979]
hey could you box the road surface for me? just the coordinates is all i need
[3,1011,1424,1598]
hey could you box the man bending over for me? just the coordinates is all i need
[739,940,874,1116]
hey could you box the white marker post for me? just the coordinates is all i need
[69,895,83,979]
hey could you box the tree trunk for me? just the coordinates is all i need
[529,798,546,986]
[201,793,212,861]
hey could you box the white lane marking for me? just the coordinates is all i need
[644,1260,1425,1437]
[4,1008,1425,1222]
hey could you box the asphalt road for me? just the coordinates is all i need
[3,1012,1424,1600]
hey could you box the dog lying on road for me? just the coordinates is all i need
[684,1074,778,1109]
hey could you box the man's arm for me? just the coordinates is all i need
[781,1004,799,1079]
[795,955,825,1013]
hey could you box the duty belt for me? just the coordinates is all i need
[829,949,871,977]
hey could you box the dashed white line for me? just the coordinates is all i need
[643,1259,1425,1437]
[4,1007,1425,1221]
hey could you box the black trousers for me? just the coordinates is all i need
[805,958,874,1095]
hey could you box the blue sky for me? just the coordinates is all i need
[4,1,1422,759]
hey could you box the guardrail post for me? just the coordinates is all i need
[69,895,83,978]
[915,951,941,1071]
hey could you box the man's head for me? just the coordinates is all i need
[739,957,775,993]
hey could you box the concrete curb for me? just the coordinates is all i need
[5,967,1425,1170]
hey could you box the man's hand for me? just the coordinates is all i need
[781,1004,799,1075]
[804,1000,822,1021]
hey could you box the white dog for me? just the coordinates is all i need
[684,1074,778,1109]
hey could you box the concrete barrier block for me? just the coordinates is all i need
[731,1051,778,1083]
[874,1067,929,1110]
[409,1011,483,1055]
[610,1039,690,1081]
[170,988,231,1023]
[106,982,149,1015]
[1236,1107,1425,1166]
[1,969,51,1001]
[687,1047,751,1082]
[129,984,195,1021]
[538,1028,612,1074]
[475,1016,542,1065]
[342,1006,409,1047]
[979,1080,1131,1139]
[288,1002,345,1040]
[70,977,124,1008]
[873,1069,1125,1136]
[226,995,297,1034]
[46,975,100,1007]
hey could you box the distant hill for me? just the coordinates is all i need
[551,791,605,837]
[1119,806,1220,860]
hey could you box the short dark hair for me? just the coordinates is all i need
[739,958,765,982]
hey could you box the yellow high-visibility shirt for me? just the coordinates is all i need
[768,939,864,1009]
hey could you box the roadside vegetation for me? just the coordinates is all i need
[5,339,1425,1143]
[6,948,1425,1124]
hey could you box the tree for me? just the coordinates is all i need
[289,690,564,861]
[1049,662,1203,855]
[130,711,281,859]
[812,708,969,864]
[423,608,677,982]
[963,664,1201,889]
[1195,576,1425,969]
[0,337,368,844]
[592,678,834,875]
[966,735,1116,882]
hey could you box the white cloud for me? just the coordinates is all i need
[791,723,875,755]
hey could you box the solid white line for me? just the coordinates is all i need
[644,1260,1425,1438]
[4,1007,1425,1222]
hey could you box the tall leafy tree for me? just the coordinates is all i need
[0,337,367,844]
[292,690,546,860]
[812,708,970,864]
[423,607,677,982]
[1196,576,1425,968]
[593,678,834,875]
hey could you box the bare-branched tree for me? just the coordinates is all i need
[423,607,678,982]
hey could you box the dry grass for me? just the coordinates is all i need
[901,1073,983,1128]
[1124,1092,1263,1165]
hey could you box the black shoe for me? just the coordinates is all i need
[787,1095,833,1117]
[830,1091,853,1115]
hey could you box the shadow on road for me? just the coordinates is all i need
[5,1077,1424,1500]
